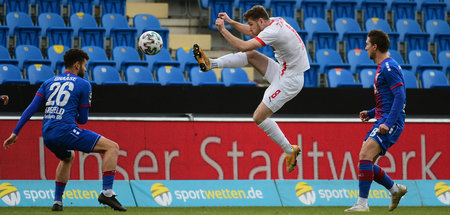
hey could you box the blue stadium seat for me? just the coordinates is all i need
[417,0,446,24]
[396,19,430,52]
[204,0,235,30]
[67,0,94,15]
[304,54,320,88]
[15,45,51,71]
[237,0,265,21]
[176,47,199,74]
[92,65,127,85]
[145,48,180,73]
[402,69,418,88]
[47,45,69,73]
[71,12,105,48]
[0,25,7,47]
[133,14,169,49]
[38,13,73,48]
[0,45,18,66]
[408,50,442,75]
[268,0,297,18]
[365,18,399,50]
[190,66,224,86]
[283,17,308,41]
[0,64,29,84]
[438,51,450,76]
[421,69,450,88]
[81,46,116,75]
[316,49,351,74]
[298,0,328,20]
[426,19,450,54]
[347,49,377,75]
[221,68,256,87]
[327,68,362,88]
[27,64,54,84]
[5,0,29,14]
[387,49,412,71]
[36,0,62,15]
[335,18,368,53]
[112,46,148,72]
[387,0,417,21]
[96,0,126,15]
[329,0,358,20]
[156,66,192,86]
[6,12,41,46]
[304,18,339,51]
[125,66,159,85]
[360,0,387,21]
[102,13,137,48]
[359,68,376,88]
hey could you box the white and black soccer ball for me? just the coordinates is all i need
[138,31,163,55]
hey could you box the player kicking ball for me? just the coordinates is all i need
[3,49,126,212]
[193,5,310,172]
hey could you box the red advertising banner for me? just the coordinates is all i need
[0,120,449,180]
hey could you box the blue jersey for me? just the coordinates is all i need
[373,57,406,120]
[36,71,91,133]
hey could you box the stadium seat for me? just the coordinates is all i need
[0,45,18,66]
[81,46,116,75]
[268,0,297,18]
[0,25,7,47]
[387,49,412,71]
[36,0,62,15]
[304,54,320,88]
[6,12,41,46]
[5,0,29,14]
[125,66,160,85]
[387,0,417,21]
[15,45,51,71]
[133,14,169,49]
[96,0,126,15]
[327,68,363,88]
[190,66,224,86]
[283,17,308,41]
[38,13,73,48]
[156,66,192,86]
[365,18,399,50]
[67,0,94,15]
[145,48,180,73]
[102,13,137,48]
[438,51,450,76]
[92,65,127,85]
[297,0,328,22]
[335,18,368,54]
[0,64,29,84]
[329,0,358,20]
[421,69,450,88]
[402,69,418,88]
[408,50,442,75]
[417,0,446,24]
[360,0,387,21]
[112,46,148,73]
[396,19,430,52]
[304,18,339,52]
[176,47,199,74]
[204,0,236,30]
[47,45,70,73]
[221,68,256,87]
[347,49,377,75]
[70,12,105,48]
[27,64,54,84]
[316,49,351,74]
[237,0,265,22]
[425,19,450,55]
[359,68,376,88]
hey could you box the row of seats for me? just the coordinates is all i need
[0,12,168,51]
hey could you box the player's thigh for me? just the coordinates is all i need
[262,74,303,113]
[360,137,382,160]
[246,50,270,77]
[92,136,119,154]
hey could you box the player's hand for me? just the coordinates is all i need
[378,124,389,134]
[1,95,8,105]
[359,110,370,122]
[215,18,225,31]
[3,133,17,149]
[218,12,232,23]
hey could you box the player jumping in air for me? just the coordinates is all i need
[3,49,126,212]
[193,5,310,172]
[345,30,407,212]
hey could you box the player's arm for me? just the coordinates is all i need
[77,81,92,124]
[218,12,252,36]
[216,18,261,52]
[380,68,406,134]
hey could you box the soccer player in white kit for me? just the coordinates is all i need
[193,5,310,172]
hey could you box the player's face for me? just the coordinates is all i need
[365,37,376,60]
[247,18,264,37]
[76,59,87,78]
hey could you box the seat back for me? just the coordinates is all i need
[70,12,104,47]
[438,51,450,75]
[134,14,162,35]
[47,45,69,72]
[15,45,44,70]
[207,0,235,30]
[390,0,416,20]
[156,66,186,85]
[327,68,357,88]
[421,69,448,88]
[0,45,11,59]
[347,49,374,74]
[125,66,155,85]
[408,50,435,73]
[269,0,297,18]
[425,19,450,42]
[190,66,219,86]
[221,68,252,86]
[102,13,136,47]
[92,65,121,84]
[176,47,197,73]
[0,26,7,47]
[387,49,405,64]
[283,17,301,32]
[396,18,423,35]
[361,0,387,20]
[113,46,142,71]
[330,0,357,20]
[418,0,446,23]
[402,69,418,88]
[366,17,392,32]
[68,0,94,15]
[6,12,35,34]
[37,0,62,15]
[0,64,26,83]
[6,0,29,14]
[300,0,327,18]
[27,64,54,84]
[359,68,376,88]
[38,13,66,36]
[316,49,343,64]
[98,0,126,15]
[145,48,173,71]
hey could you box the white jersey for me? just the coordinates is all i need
[255,17,310,75]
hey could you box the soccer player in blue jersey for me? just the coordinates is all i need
[345,30,408,212]
[3,49,126,211]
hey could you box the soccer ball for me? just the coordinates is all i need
[138,31,163,55]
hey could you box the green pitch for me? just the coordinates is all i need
[1,207,449,215]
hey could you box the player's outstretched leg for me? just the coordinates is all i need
[285,145,301,172]
[389,184,407,211]
[98,192,127,211]
[193,44,211,71]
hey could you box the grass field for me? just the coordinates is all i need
[0,207,449,215]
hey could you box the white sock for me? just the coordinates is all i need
[258,118,293,154]
[102,189,115,197]
[357,197,368,207]
[210,52,248,69]
[389,183,399,194]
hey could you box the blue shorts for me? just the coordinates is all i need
[43,126,101,160]
[364,118,404,155]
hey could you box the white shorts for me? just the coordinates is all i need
[262,58,304,113]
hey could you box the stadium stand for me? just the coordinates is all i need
[396,19,430,55]
[421,69,450,88]
[359,68,376,88]
[156,66,191,86]
[327,68,362,88]
[38,13,73,48]
[347,49,377,75]
[201,0,235,30]
[125,65,159,85]
[36,0,62,15]
[145,48,180,73]
[175,47,199,74]
[365,17,399,50]
[416,0,446,25]
[15,45,51,71]
[316,49,351,74]
[0,64,29,84]
[112,46,148,73]
[0,25,7,48]
[0,45,18,66]
[425,19,450,56]
[387,0,417,22]
[67,0,94,16]
[82,45,116,75]
[408,49,442,76]
[402,69,419,88]
[102,13,137,48]
[190,66,224,86]
[438,51,450,76]
[304,54,320,88]
[328,0,358,22]
[6,12,41,47]
[360,0,388,21]
[387,49,412,71]
[221,68,256,87]
[70,12,105,48]
[47,45,70,73]
[96,0,126,16]
[237,0,266,22]
[267,0,297,18]
[92,65,127,85]
[335,18,368,55]
[304,17,338,55]
[27,64,54,84]
[5,0,29,14]
[297,0,328,28]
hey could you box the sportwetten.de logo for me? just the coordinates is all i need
[151,183,172,206]
[435,182,450,205]
[0,183,21,206]
[295,182,316,205]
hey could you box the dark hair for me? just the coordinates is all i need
[243,5,270,23]
[368,29,390,53]
[63,48,89,68]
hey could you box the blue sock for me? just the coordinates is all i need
[102,170,115,190]
[373,164,394,189]
[54,181,66,202]
[358,160,373,198]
